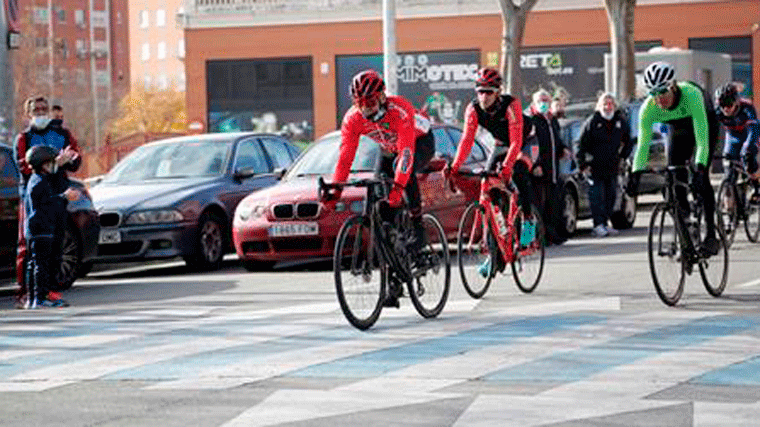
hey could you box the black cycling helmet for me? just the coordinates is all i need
[715,83,739,108]
[25,145,58,170]
[475,67,502,89]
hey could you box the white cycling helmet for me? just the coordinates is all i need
[643,62,675,94]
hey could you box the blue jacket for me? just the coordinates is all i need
[24,172,68,239]
[13,122,81,196]
[717,100,759,155]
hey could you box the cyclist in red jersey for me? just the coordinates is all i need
[323,70,435,283]
[446,67,535,220]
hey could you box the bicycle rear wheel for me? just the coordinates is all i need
[334,215,384,330]
[745,188,760,243]
[457,203,494,299]
[511,203,545,293]
[407,213,450,319]
[648,203,686,306]
[716,180,739,247]
[699,226,729,297]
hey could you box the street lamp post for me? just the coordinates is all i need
[382,0,397,95]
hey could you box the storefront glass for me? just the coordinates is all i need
[335,50,479,127]
[207,58,314,142]
[689,36,752,100]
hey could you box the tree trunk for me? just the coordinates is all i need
[497,0,539,101]
[604,0,636,103]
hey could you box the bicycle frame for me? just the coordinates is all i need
[659,167,702,266]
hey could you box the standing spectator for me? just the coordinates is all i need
[23,146,76,308]
[13,96,81,308]
[577,92,632,237]
[551,88,569,119]
[51,104,64,123]
[527,88,570,245]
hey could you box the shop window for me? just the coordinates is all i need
[689,36,752,99]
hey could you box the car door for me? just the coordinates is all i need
[0,147,19,276]
[220,137,279,218]
[444,127,488,232]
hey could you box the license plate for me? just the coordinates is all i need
[99,229,121,244]
[268,222,319,237]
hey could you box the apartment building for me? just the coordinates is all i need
[129,0,186,91]
[181,0,758,140]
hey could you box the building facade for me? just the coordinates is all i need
[182,0,759,140]
[129,0,186,91]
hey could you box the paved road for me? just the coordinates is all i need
[1,210,759,427]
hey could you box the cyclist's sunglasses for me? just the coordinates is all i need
[476,88,498,95]
[719,99,736,109]
[649,87,670,96]
[355,96,380,109]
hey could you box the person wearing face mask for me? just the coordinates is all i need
[321,70,435,308]
[12,96,81,309]
[577,92,632,237]
[527,88,571,245]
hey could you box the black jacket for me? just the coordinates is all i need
[24,172,68,239]
[527,112,565,183]
[577,111,632,179]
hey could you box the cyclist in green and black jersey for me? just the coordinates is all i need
[628,61,721,256]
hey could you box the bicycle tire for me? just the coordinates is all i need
[334,215,384,330]
[407,213,450,319]
[511,203,545,293]
[699,226,729,297]
[648,203,686,306]
[457,203,494,299]
[716,180,739,248]
[744,185,760,243]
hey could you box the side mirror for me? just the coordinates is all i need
[273,167,286,180]
[234,167,256,181]
[424,157,448,173]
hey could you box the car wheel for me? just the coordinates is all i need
[55,221,82,291]
[611,191,637,230]
[562,187,578,237]
[186,212,225,271]
[241,260,274,272]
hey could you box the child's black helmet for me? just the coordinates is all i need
[26,145,58,170]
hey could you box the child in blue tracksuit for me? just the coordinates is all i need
[23,145,75,308]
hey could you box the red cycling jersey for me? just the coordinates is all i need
[334,95,430,189]
[451,95,523,175]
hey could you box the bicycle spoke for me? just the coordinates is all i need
[511,204,545,294]
[407,214,450,319]
[648,204,685,306]
[457,203,493,299]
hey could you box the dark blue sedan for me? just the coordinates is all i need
[89,132,301,271]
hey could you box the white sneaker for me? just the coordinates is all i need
[605,225,620,236]
[592,224,608,237]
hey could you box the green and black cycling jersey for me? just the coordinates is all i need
[633,81,715,172]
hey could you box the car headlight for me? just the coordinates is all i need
[236,204,266,222]
[124,209,184,225]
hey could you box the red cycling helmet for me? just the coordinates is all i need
[350,70,385,107]
[475,67,502,89]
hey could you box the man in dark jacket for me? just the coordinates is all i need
[13,96,81,308]
[577,92,632,237]
[527,89,570,244]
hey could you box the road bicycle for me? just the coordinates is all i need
[647,165,729,306]
[716,155,760,247]
[319,176,450,330]
[453,169,545,298]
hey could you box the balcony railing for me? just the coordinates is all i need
[184,0,498,27]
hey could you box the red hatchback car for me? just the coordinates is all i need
[232,125,490,270]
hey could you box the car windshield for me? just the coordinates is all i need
[101,139,233,184]
[284,135,378,179]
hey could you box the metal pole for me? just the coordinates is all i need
[382,0,397,95]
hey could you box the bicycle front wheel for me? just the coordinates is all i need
[407,213,450,319]
[699,227,729,297]
[457,203,494,299]
[334,215,384,330]
[745,188,760,243]
[511,203,545,293]
[716,180,739,247]
[648,203,686,306]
